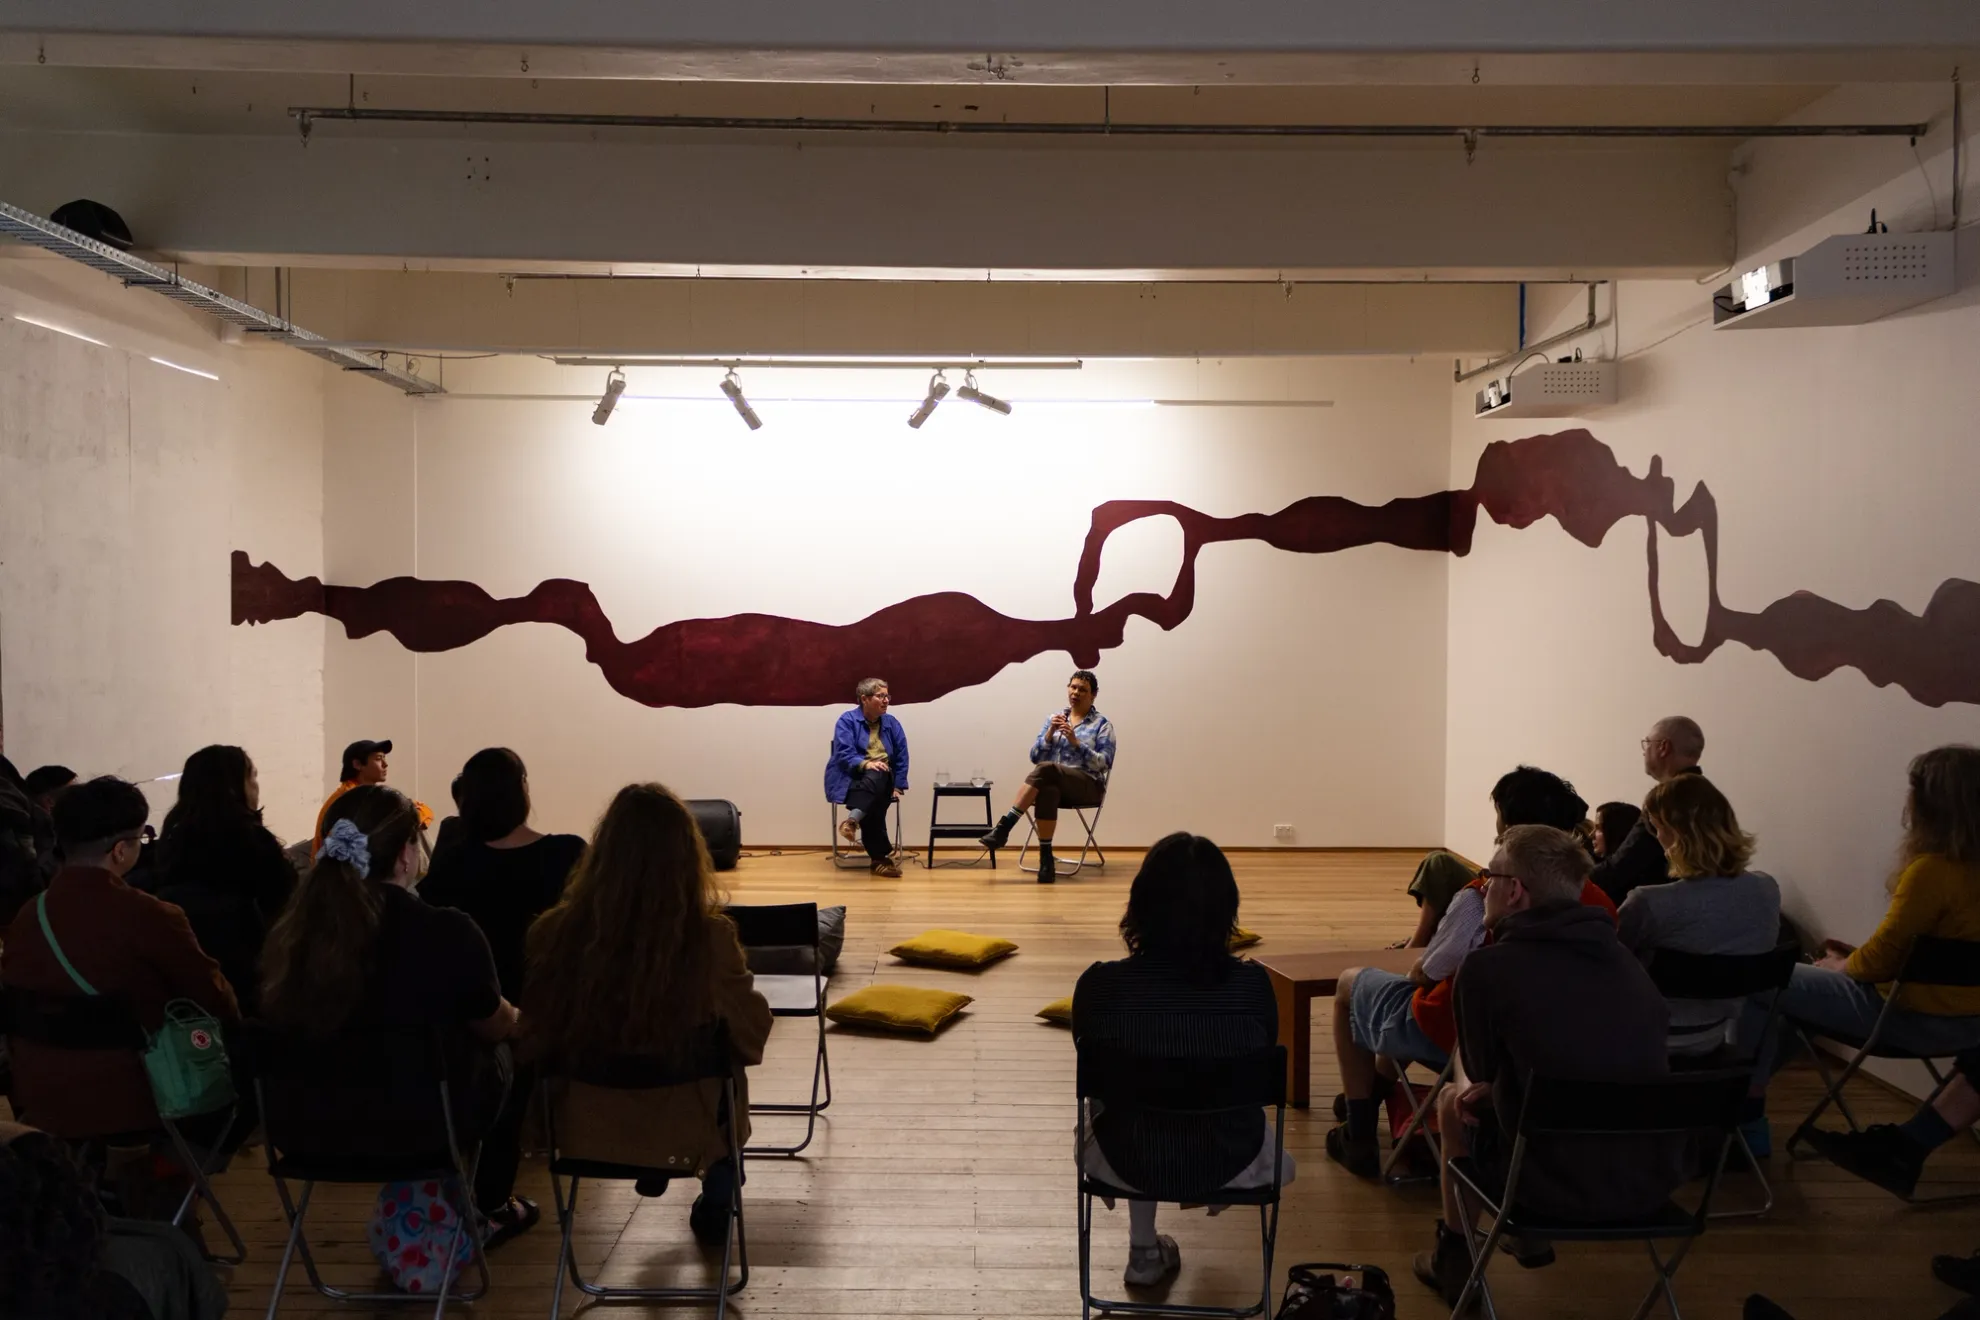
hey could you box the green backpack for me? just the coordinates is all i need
[35,891,237,1120]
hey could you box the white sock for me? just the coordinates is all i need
[1128,1201,1159,1249]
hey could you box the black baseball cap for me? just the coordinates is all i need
[340,739,394,781]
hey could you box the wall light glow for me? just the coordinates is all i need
[14,313,108,346]
[150,356,220,381]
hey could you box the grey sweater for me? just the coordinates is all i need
[1616,870,1781,1052]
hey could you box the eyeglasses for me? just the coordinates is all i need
[1476,868,1519,886]
[1640,737,1667,751]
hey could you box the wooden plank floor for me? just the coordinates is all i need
[150,852,1980,1316]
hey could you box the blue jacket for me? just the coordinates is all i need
[824,709,909,803]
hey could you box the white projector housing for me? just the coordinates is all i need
[1473,360,1616,419]
[1712,231,1954,330]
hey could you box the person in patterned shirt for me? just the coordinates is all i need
[980,670,1116,883]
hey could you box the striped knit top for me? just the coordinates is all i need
[1072,953,1277,1196]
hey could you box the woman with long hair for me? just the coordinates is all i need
[1616,775,1779,1055]
[154,744,295,1014]
[524,783,771,1245]
[1070,832,1289,1291]
[1592,800,1642,862]
[259,786,533,1246]
[1754,746,1980,1162]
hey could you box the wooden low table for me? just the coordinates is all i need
[1251,946,1421,1108]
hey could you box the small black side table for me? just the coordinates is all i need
[928,781,996,868]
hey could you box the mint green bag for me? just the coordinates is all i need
[35,892,236,1120]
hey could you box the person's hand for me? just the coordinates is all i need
[865,758,889,772]
[1821,938,1857,958]
[1456,1081,1493,1122]
[1814,950,1849,972]
[893,788,902,799]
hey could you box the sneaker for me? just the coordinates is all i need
[1325,1123,1380,1179]
[480,1196,539,1253]
[1934,1249,1980,1297]
[1411,1220,1476,1309]
[1498,1231,1555,1269]
[870,858,903,878]
[1805,1124,1925,1198]
[1123,1234,1181,1287]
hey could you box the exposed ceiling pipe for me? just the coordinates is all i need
[290,105,1931,142]
[0,201,443,395]
[1454,283,1603,383]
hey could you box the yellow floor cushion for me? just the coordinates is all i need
[1230,925,1262,950]
[1037,996,1073,1026]
[888,928,1019,969]
[826,985,974,1035]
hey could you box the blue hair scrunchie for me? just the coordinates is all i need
[316,816,372,877]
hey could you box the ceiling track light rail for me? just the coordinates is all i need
[290,106,1931,142]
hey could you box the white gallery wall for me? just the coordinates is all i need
[319,355,1454,847]
[1447,84,1980,950]
[0,254,329,840]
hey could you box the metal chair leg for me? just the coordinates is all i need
[263,1180,312,1320]
[164,1116,248,1264]
[1382,1057,1452,1184]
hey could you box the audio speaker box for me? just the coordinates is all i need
[685,798,742,871]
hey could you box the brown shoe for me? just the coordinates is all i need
[870,858,902,878]
[839,816,860,843]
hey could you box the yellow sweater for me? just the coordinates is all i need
[1845,855,1980,1015]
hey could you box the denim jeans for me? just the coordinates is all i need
[1744,965,1980,1083]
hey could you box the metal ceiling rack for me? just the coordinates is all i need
[0,201,443,395]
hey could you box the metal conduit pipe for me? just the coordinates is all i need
[289,106,1931,141]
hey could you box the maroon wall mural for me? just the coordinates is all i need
[232,429,1980,709]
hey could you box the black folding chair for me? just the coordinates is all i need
[540,1024,749,1319]
[1448,1069,1749,1320]
[829,797,903,868]
[249,1024,492,1318]
[1645,941,1801,1218]
[0,985,247,1263]
[724,902,831,1157]
[1783,934,1980,1204]
[1381,1053,1457,1186]
[1074,1042,1287,1320]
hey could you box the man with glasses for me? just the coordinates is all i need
[1327,766,1617,1179]
[826,677,910,877]
[1589,716,1705,905]
[1,776,238,1139]
[979,670,1116,883]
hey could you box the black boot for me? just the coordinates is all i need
[979,810,1019,852]
[1805,1124,1926,1198]
[1037,844,1056,883]
[1412,1220,1476,1309]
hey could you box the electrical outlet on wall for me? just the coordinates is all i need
[1273,824,1295,842]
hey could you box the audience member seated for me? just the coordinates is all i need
[2,777,239,1144]
[1617,774,1780,1056]
[260,785,532,1249]
[1413,825,1679,1306]
[311,738,432,855]
[824,677,909,877]
[1590,715,1706,905]
[1402,851,1475,949]
[0,758,51,924]
[23,765,77,816]
[0,1120,227,1320]
[1767,746,1980,1184]
[1592,800,1641,863]
[979,669,1118,883]
[522,783,772,1246]
[1327,766,1616,1178]
[153,745,297,1017]
[1071,832,1291,1289]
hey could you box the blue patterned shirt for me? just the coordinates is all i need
[1030,708,1116,785]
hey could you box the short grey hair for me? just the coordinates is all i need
[1653,716,1705,762]
[856,677,889,701]
[1499,824,1591,906]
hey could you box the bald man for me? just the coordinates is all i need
[1589,715,1704,905]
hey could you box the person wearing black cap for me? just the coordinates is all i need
[313,738,398,854]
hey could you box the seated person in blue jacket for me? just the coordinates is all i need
[825,677,909,877]
[980,669,1117,882]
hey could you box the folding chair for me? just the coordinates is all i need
[1019,774,1111,877]
[1074,1042,1287,1320]
[1448,1069,1749,1320]
[1784,934,1980,1204]
[250,1024,491,1319]
[724,902,831,1157]
[540,1023,749,1320]
[1645,941,1801,1219]
[1381,1053,1457,1186]
[829,797,903,868]
[0,985,248,1264]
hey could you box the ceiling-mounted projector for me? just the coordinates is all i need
[1474,359,1616,420]
[1712,230,1954,330]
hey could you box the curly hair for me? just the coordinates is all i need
[0,1130,109,1320]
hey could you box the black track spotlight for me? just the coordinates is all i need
[956,370,1012,415]
[591,367,627,425]
[721,368,763,430]
[907,370,951,429]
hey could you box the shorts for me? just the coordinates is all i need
[1347,968,1448,1069]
